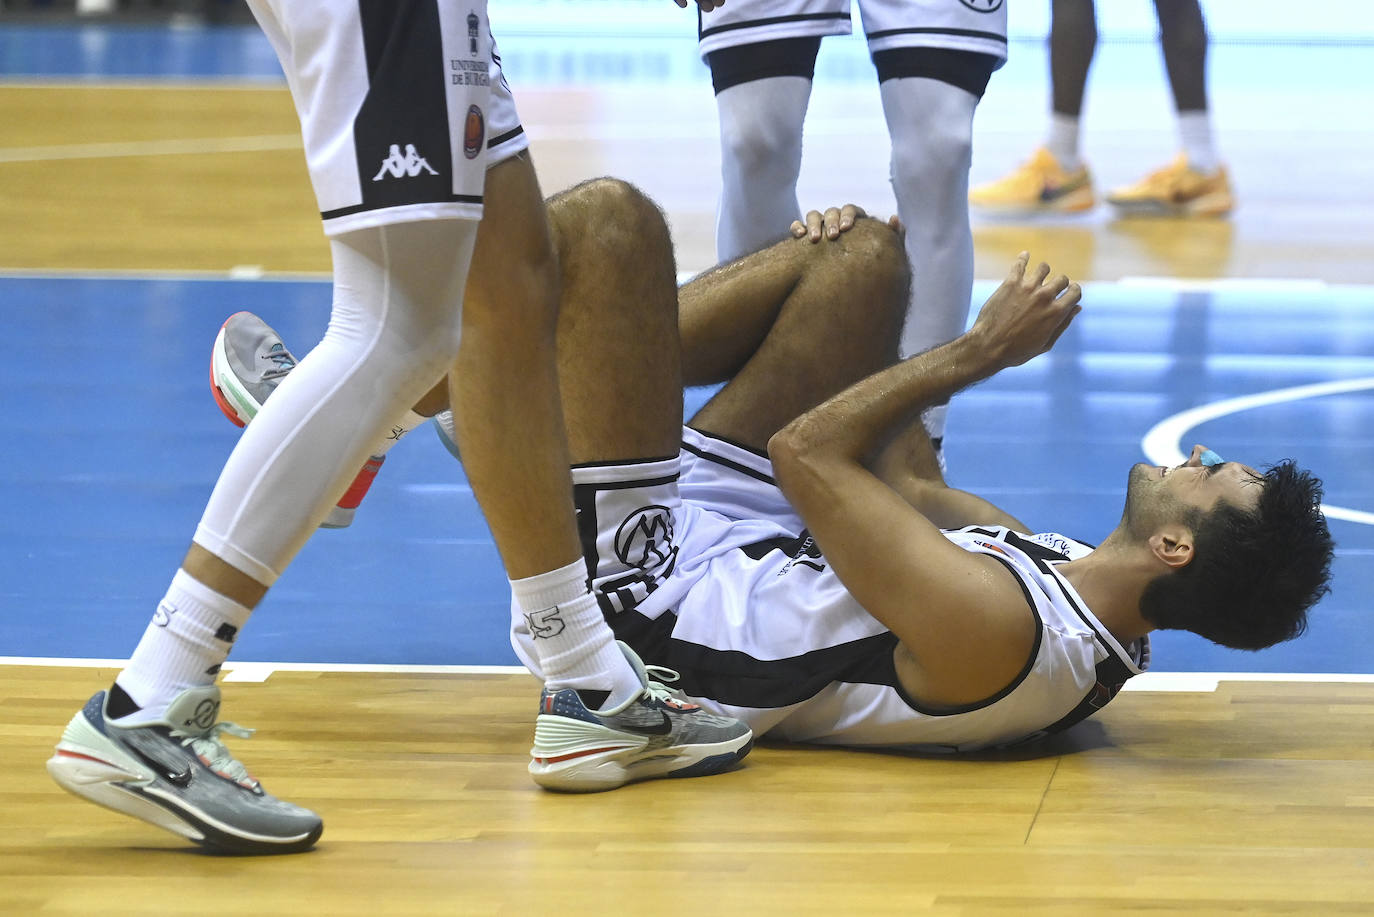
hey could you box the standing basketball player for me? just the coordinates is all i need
[46,0,749,854]
[700,0,1007,454]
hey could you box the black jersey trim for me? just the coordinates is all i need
[681,438,776,486]
[864,26,1008,45]
[700,11,851,41]
[889,553,1044,716]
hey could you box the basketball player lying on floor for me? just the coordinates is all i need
[223,178,1333,756]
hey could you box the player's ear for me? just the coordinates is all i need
[1148,526,1194,570]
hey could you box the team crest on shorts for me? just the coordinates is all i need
[463,105,485,160]
[614,505,678,581]
[958,0,1003,11]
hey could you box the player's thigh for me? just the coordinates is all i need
[548,179,685,463]
[688,223,907,451]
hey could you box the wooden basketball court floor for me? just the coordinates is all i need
[2,19,1373,916]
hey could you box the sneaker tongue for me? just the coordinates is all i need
[163,685,223,735]
[616,641,651,687]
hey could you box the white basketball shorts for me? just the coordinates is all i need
[246,0,530,236]
[698,0,1008,60]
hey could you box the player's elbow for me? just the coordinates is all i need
[768,420,835,494]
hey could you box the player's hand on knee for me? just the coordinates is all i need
[673,0,724,10]
[791,204,874,243]
[969,252,1083,368]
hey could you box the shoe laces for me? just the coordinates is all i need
[641,663,682,704]
[172,721,257,785]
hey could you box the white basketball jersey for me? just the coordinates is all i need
[514,428,1148,754]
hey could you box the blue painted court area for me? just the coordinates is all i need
[2,274,1371,674]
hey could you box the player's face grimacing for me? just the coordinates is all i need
[1125,444,1264,534]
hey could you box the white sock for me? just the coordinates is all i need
[1177,110,1219,173]
[1045,112,1083,171]
[715,76,811,262]
[113,570,252,721]
[510,559,641,709]
[368,408,427,459]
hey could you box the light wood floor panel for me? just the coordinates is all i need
[6,667,1374,915]
[4,85,1373,281]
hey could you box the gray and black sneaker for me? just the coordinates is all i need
[46,686,323,854]
[529,642,753,792]
[209,310,378,529]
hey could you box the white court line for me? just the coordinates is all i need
[0,656,527,683]
[1140,376,1374,526]
[2,656,1369,690]
[0,133,302,164]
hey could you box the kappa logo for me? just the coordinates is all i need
[153,600,177,627]
[372,143,439,181]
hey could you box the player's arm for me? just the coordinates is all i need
[868,422,1031,532]
[769,255,1081,706]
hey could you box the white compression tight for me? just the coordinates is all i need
[714,75,813,263]
[879,76,979,364]
[194,219,478,585]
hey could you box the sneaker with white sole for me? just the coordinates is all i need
[529,642,753,792]
[46,686,323,854]
[210,310,381,528]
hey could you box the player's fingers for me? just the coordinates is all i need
[1057,280,1083,308]
[791,219,807,238]
[824,206,843,239]
[1029,261,1052,287]
[1043,272,1071,297]
[1007,252,1029,281]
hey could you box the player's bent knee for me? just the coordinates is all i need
[555,177,671,261]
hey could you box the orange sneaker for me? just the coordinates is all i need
[969,147,1096,215]
[1106,154,1235,217]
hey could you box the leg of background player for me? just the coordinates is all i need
[967,4,1095,214]
[875,50,996,448]
[708,38,821,263]
[1154,0,1218,172]
[1047,0,1098,171]
[1106,0,1233,215]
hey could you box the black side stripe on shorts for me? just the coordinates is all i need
[699,11,851,41]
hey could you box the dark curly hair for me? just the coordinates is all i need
[1139,461,1334,650]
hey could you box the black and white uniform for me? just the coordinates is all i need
[699,0,1008,62]
[511,427,1149,753]
[245,0,529,236]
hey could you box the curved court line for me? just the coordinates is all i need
[1141,376,1374,525]
[0,133,302,164]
